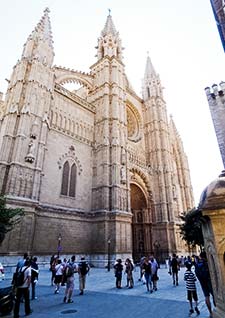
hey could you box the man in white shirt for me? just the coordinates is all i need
[149,255,159,291]
[14,259,33,318]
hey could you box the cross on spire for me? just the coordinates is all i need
[108,8,111,16]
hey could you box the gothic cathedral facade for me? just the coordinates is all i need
[0,9,194,263]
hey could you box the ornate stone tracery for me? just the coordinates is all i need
[57,145,82,175]
[54,66,94,91]
[126,101,142,142]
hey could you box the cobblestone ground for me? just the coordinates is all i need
[0,266,213,318]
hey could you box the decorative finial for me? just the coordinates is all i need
[108,8,111,16]
[44,7,50,14]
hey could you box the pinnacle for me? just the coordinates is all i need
[144,55,157,78]
[44,7,50,13]
[101,14,117,37]
[29,8,54,48]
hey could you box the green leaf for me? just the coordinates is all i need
[0,196,24,245]
[179,207,204,248]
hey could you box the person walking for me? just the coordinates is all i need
[54,259,64,294]
[16,253,29,270]
[50,255,57,286]
[184,262,200,316]
[63,255,77,303]
[125,258,134,288]
[149,255,159,291]
[138,256,146,281]
[78,257,90,295]
[142,257,153,293]
[13,258,33,318]
[114,259,123,289]
[194,251,216,318]
[61,258,68,286]
[171,253,180,286]
[31,257,39,300]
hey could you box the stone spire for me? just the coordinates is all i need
[144,54,157,78]
[169,115,194,210]
[96,11,123,61]
[101,11,117,36]
[142,53,163,101]
[22,8,54,66]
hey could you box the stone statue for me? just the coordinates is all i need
[121,166,126,183]
[25,139,35,163]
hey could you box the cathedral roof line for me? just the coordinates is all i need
[54,66,94,89]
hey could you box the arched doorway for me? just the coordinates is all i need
[131,183,152,262]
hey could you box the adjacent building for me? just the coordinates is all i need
[210,0,225,52]
[205,83,225,168]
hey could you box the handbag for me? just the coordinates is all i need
[152,273,159,281]
[141,274,146,284]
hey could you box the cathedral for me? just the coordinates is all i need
[0,9,194,264]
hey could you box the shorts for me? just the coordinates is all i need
[66,276,74,290]
[200,280,213,297]
[187,290,198,301]
[54,275,62,284]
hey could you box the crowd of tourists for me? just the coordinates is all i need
[10,250,215,318]
[11,253,90,318]
[114,251,215,317]
[167,251,215,317]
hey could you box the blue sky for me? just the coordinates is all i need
[0,0,224,203]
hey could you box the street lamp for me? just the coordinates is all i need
[107,238,111,272]
[57,233,62,258]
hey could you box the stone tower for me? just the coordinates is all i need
[205,83,225,168]
[210,0,225,52]
[0,8,54,200]
[0,10,194,263]
[142,55,193,256]
[88,13,132,257]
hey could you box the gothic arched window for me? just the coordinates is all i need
[61,161,77,197]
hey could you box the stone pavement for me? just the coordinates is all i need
[0,266,212,318]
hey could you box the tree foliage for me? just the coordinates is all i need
[179,207,204,248]
[0,196,24,245]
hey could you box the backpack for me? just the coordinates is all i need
[171,258,179,271]
[195,260,209,281]
[65,263,74,278]
[79,261,89,275]
[13,266,28,287]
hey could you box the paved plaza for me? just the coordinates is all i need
[0,265,212,318]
